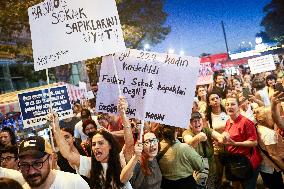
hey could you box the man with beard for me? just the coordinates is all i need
[18,136,89,189]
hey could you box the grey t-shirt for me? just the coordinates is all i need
[131,158,162,189]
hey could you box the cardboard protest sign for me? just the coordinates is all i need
[28,0,125,71]
[197,62,213,85]
[18,86,72,128]
[248,54,276,74]
[96,49,200,128]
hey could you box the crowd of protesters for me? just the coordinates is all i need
[0,63,284,189]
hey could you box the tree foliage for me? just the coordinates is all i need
[261,0,284,42]
[0,0,170,50]
[0,0,170,84]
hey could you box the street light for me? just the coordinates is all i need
[168,48,175,54]
[179,50,185,56]
[144,43,150,51]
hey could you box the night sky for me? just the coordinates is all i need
[152,0,271,57]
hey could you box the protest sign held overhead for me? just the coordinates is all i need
[96,49,200,128]
[197,62,213,85]
[18,86,72,128]
[28,0,125,71]
[248,54,276,74]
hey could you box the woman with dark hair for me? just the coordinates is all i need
[204,92,229,187]
[81,119,98,156]
[158,125,204,189]
[120,131,162,189]
[265,74,277,98]
[0,177,23,189]
[51,97,134,189]
[0,127,16,147]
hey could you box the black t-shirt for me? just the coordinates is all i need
[59,117,81,130]
[57,143,89,183]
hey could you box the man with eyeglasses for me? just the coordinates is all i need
[0,145,18,170]
[18,136,89,189]
[0,146,26,185]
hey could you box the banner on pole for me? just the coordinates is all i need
[28,0,125,71]
[18,86,72,128]
[248,54,276,74]
[96,49,200,128]
[197,62,213,85]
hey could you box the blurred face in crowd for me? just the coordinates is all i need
[267,78,275,87]
[254,107,274,128]
[209,94,221,108]
[73,104,81,114]
[81,111,90,121]
[84,124,97,138]
[233,79,241,88]
[215,75,225,86]
[190,118,203,134]
[98,118,109,129]
[197,87,207,98]
[225,98,239,118]
[0,152,18,169]
[92,134,111,163]
[192,101,199,112]
[0,132,12,146]
[143,132,159,160]
[61,130,74,147]
[19,154,51,188]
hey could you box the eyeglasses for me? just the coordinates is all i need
[0,156,16,162]
[18,155,50,172]
[143,138,159,146]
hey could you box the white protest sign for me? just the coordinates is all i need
[248,54,276,74]
[197,62,213,85]
[96,49,200,128]
[28,0,125,71]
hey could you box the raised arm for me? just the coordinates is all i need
[271,91,284,129]
[49,113,81,167]
[118,96,135,163]
[183,132,207,148]
[120,143,143,183]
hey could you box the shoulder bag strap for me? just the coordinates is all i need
[156,142,173,162]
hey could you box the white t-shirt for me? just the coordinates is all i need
[257,125,278,174]
[240,105,257,124]
[0,167,26,185]
[211,112,229,131]
[77,155,132,189]
[22,170,89,189]
[74,115,100,141]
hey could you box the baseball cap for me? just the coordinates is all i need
[190,112,202,120]
[18,136,52,158]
